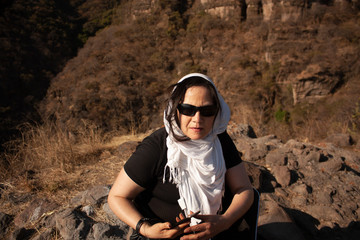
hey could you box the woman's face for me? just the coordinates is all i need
[178,86,216,140]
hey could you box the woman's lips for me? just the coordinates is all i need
[190,127,203,132]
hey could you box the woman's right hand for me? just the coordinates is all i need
[140,221,188,239]
[140,213,190,239]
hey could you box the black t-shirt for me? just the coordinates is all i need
[124,127,242,225]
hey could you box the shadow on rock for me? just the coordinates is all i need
[316,221,360,240]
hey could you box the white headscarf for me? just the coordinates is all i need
[163,73,231,222]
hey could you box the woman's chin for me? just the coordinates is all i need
[187,129,209,140]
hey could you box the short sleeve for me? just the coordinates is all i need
[218,131,242,169]
[124,128,167,189]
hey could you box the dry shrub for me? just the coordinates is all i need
[232,91,360,144]
[0,121,106,181]
[231,103,268,137]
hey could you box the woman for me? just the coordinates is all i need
[108,73,254,240]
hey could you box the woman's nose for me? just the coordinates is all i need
[192,111,202,122]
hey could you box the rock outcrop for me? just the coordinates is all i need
[1,124,359,240]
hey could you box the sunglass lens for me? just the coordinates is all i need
[200,106,218,116]
[178,104,196,116]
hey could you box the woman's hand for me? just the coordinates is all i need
[180,214,227,240]
[140,213,190,239]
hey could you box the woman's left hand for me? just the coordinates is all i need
[180,214,227,240]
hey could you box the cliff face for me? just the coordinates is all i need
[128,0,359,103]
[40,0,360,141]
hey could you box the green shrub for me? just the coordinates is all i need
[275,109,290,123]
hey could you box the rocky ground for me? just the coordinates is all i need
[1,123,360,240]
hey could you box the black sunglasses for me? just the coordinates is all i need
[177,103,218,117]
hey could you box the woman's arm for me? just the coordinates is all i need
[219,161,254,227]
[108,168,188,239]
[181,162,254,240]
[108,168,145,230]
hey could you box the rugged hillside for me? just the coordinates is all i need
[0,0,120,150]
[40,0,360,143]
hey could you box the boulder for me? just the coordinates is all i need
[258,198,305,240]
[70,185,110,206]
[55,208,94,240]
[13,198,59,228]
[272,166,292,187]
[325,134,353,148]
[265,149,288,166]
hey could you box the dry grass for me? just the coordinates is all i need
[0,121,148,216]
[2,121,104,176]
